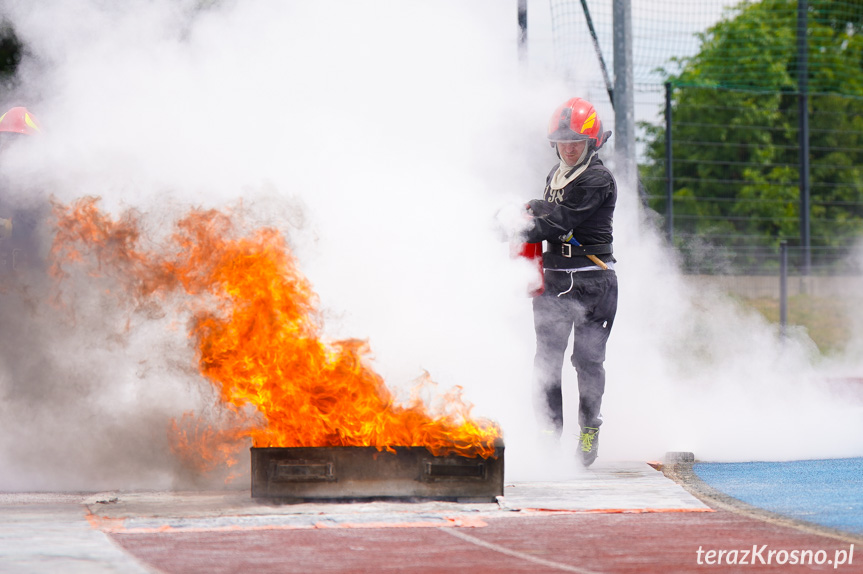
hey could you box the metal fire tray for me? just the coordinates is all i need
[251,443,504,503]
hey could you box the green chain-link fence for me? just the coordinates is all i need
[548,0,863,275]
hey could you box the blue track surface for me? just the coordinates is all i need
[694,458,863,536]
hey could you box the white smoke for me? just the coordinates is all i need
[0,0,860,491]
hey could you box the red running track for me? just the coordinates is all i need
[112,510,862,574]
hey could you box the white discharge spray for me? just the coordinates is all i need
[0,0,860,491]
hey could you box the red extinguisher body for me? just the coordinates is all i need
[516,241,544,296]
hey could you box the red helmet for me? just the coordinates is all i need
[0,107,42,135]
[547,98,609,150]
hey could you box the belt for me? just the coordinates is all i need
[546,242,613,258]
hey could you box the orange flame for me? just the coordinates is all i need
[50,197,501,466]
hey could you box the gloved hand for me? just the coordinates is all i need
[493,201,534,242]
[526,198,554,217]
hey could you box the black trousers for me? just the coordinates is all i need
[532,269,618,433]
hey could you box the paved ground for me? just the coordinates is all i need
[2,457,862,573]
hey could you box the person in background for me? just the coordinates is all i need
[520,97,618,467]
[0,106,42,274]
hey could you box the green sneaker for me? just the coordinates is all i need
[579,427,600,467]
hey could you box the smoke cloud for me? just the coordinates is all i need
[0,0,860,491]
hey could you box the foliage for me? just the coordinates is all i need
[640,0,863,271]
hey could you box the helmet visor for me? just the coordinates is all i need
[547,131,591,143]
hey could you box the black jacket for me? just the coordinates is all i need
[523,155,616,270]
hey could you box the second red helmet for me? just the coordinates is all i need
[0,107,41,135]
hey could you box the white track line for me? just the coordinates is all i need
[439,526,603,574]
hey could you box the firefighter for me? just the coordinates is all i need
[521,97,617,467]
[0,106,42,273]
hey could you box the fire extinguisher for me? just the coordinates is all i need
[514,241,544,296]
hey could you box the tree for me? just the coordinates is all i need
[640,0,863,272]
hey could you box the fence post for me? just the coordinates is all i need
[780,240,788,339]
[665,81,673,244]
[798,0,811,276]
[613,0,637,195]
[517,0,527,63]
